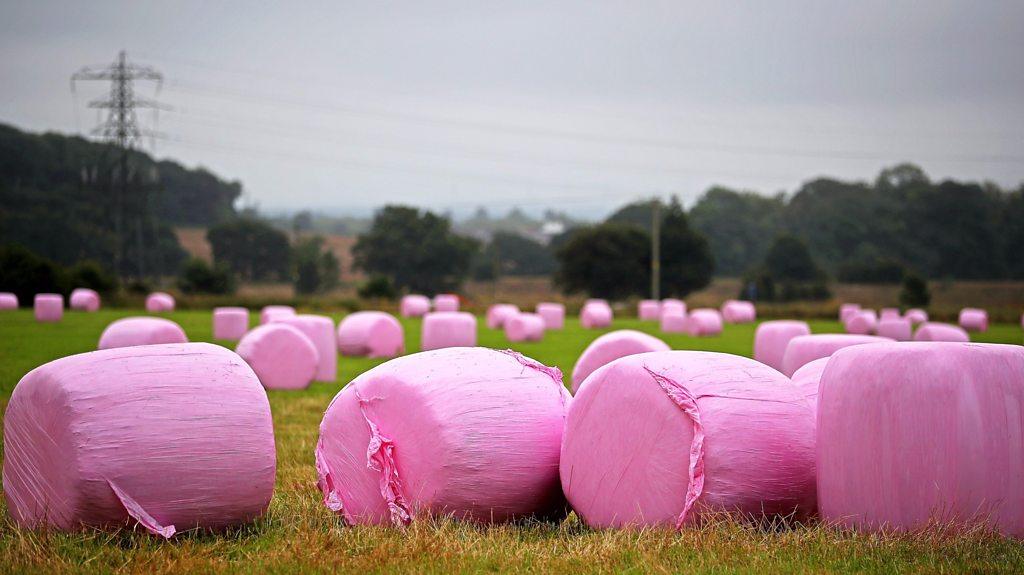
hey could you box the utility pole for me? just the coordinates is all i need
[650,199,661,300]
[72,51,166,279]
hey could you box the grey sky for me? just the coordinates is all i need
[2,1,1022,218]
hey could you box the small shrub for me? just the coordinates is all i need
[0,244,69,303]
[899,273,931,307]
[357,276,396,300]
[67,260,118,294]
[177,259,236,295]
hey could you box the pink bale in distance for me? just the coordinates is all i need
[213,307,250,340]
[879,308,901,321]
[876,317,912,341]
[914,322,970,343]
[421,311,477,351]
[236,323,319,390]
[661,299,686,318]
[905,308,929,324]
[486,304,520,329]
[400,295,430,318]
[660,310,688,333]
[817,342,1024,537]
[781,333,893,377]
[433,294,460,312]
[790,357,828,415]
[69,288,100,312]
[580,301,613,329]
[315,347,570,525]
[336,311,405,358]
[685,308,723,337]
[839,303,861,323]
[721,300,756,323]
[536,302,565,330]
[561,351,816,529]
[571,329,670,392]
[260,305,295,325]
[275,315,337,382]
[505,313,545,343]
[0,292,18,310]
[638,300,661,321]
[98,317,189,350]
[753,320,812,373]
[33,294,63,322]
[145,292,175,313]
[959,307,988,332]
[845,310,878,335]
[2,343,275,537]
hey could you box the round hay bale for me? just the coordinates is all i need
[236,323,319,390]
[33,294,63,323]
[817,342,1024,536]
[914,322,970,342]
[781,334,893,377]
[486,304,520,329]
[561,351,816,528]
[638,300,661,321]
[905,308,929,324]
[433,294,460,312]
[400,295,430,318]
[98,317,189,350]
[212,307,249,340]
[145,292,175,313]
[2,343,275,537]
[845,310,878,335]
[0,292,18,310]
[337,311,404,358]
[505,313,545,343]
[876,317,912,341]
[660,310,688,333]
[685,309,723,337]
[315,347,569,525]
[580,301,613,329]
[661,299,687,318]
[260,305,295,325]
[879,308,901,321]
[421,311,477,351]
[275,315,337,382]
[791,356,828,415]
[571,330,670,392]
[721,300,756,323]
[69,288,100,312]
[754,320,811,373]
[839,303,861,323]
[536,302,565,330]
[958,307,988,332]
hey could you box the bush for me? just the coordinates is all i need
[742,235,830,302]
[899,273,931,307]
[0,244,69,303]
[67,260,119,295]
[293,236,340,295]
[555,224,650,299]
[177,258,236,295]
[357,276,396,300]
[837,258,906,284]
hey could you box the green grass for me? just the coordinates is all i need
[0,309,1022,574]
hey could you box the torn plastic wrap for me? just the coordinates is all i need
[315,347,569,526]
[753,320,811,373]
[69,288,100,312]
[958,307,988,332]
[260,305,295,324]
[98,317,189,350]
[817,342,1024,537]
[535,302,565,330]
[236,323,319,390]
[914,321,970,342]
[638,300,661,321]
[580,301,613,329]
[337,311,405,358]
[33,293,63,322]
[421,311,477,351]
[144,292,175,313]
[571,330,670,393]
[486,304,520,329]
[780,334,893,377]
[399,295,430,318]
[0,292,18,310]
[274,314,337,382]
[213,307,250,340]
[561,351,816,528]
[432,293,460,312]
[2,343,276,537]
[505,312,545,342]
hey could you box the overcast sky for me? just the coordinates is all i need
[2,1,1022,219]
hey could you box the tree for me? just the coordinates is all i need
[745,235,830,302]
[352,205,478,294]
[293,236,340,295]
[899,273,931,307]
[606,199,661,233]
[177,258,235,294]
[473,231,557,279]
[659,197,714,297]
[207,218,291,281]
[688,187,786,276]
[0,245,69,303]
[555,224,649,299]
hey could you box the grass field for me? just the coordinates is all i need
[0,309,1022,573]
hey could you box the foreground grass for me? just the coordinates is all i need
[0,310,1022,573]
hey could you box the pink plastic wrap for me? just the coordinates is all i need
[98,317,189,350]
[536,302,565,330]
[236,323,319,390]
[879,308,900,321]
[817,342,1024,537]
[315,347,570,525]
[0,292,18,310]
[561,351,816,528]
[69,288,101,312]
[213,307,249,340]
[34,294,63,322]
[433,294,460,312]
[790,356,828,414]
[905,308,929,324]
[570,329,670,392]
[958,307,988,332]
[660,311,688,333]
[275,315,337,382]
[2,343,276,537]
[780,334,893,377]
[505,313,545,342]
[685,309,723,337]
[638,300,661,321]
[580,301,613,329]
[876,317,912,341]
[753,320,811,373]
[487,304,521,329]
[145,292,175,313]
[721,300,756,323]
[260,305,296,324]
[839,303,861,323]
[421,311,477,351]
[400,295,430,318]
[914,322,970,342]
[661,299,687,318]
[844,310,878,335]
[337,311,405,358]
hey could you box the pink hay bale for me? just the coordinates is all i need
[905,308,929,324]
[236,323,319,390]
[433,294,460,312]
[315,347,570,525]
[839,303,861,323]
[817,342,1024,537]
[753,320,812,373]
[213,307,250,340]
[505,313,545,343]
[487,304,520,329]
[2,343,275,537]
[638,300,661,321]
[336,311,405,358]
[958,307,988,332]
[33,294,63,322]
[580,301,613,329]
[0,292,18,310]
[144,292,175,313]
[260,305,295,324]
[876,317,912,341]
[660,310,688,333]
[879,308,901,321]
[780,334,893,377]
[790,357,828,415]
[536,302,565,330]
[845,310,878,335]
[914,322,970,342]
[570,329,670,392]
[684,308,723,337]
[661,299,686,318]
[69,288,100,312]
[400,295,430,318]
[98,317,189,350]
[421,311,477,351]
[722,300,756,323]
[275,315,337,382]
[561,351,816,528]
